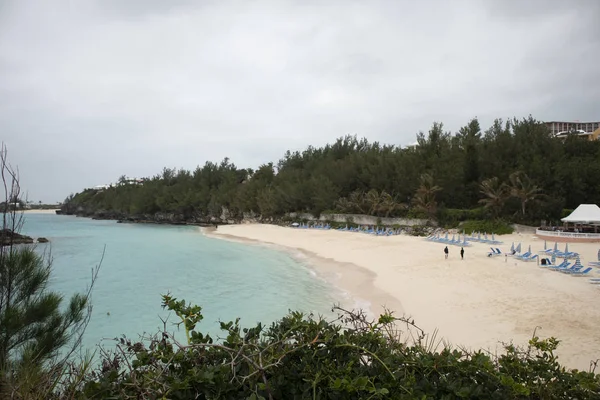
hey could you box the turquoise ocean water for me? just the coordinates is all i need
[20,214,340,351]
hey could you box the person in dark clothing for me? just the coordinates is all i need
[460,247,464,260]
[444,246,449,259]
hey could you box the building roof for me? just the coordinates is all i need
[561,204,600,224]
[545,120,600,124]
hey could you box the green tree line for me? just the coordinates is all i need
[63,116,600,224]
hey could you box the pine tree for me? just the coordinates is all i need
[0,144,99,397]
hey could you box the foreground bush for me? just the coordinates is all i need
[71,295,599,399]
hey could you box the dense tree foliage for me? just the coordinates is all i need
[64,116,600,224]
[69,295,600,399]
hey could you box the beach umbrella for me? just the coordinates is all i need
[544,240,547,250]
[527,244,531,254]
[574,256,582,268]
[553,242,558,253]
[492,233,496,242]
[516,243,522,253]
[551,254,556,264]
[445,232,449,240]
[597,249,600,261]
[477,232,481,241]
[510,242,515,253]
[291,222,299,227]
[565,243,569,254]
[452,234,456,242]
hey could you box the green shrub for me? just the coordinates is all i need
[460,219,514,235]
[407,208,427,219]
[438,208,487,228]
[74,296,600,399]
[410,225,429,236]
[562,208,575,218]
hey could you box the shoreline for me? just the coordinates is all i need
[23,209,59,214]
[208,223,600,371]
[203,227,403,320]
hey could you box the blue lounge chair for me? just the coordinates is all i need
[515,251,532,260]
[547,260,571,271]
[565,267,593,276]
[521,254,539,262]
[487,248,502,257]
[558,264,584,274]
[539,257,554,267]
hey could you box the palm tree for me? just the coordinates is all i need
[348,190,368,214]
[377,191,406,217]
[365,189,382,215]
[335,197,353,213]
[478,177,508,218]
[508,171,543,216]
[412,173,441,220]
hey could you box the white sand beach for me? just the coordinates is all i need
[23,209,59,214]
[210,224,600,371]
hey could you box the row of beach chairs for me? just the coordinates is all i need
[337,225,402,236]
[294,223,332,230]
[426,233,471,247]
[465,232,503,245]
[291,223,403,236]
[427,232,502,246]
[539,257,593,276]
[488,244,596,277]
[537,241,580,259]
[487,247,538,262]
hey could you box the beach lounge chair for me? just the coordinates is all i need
[565,267,593,276]
[539,241,558,255]
[521,254,539,262]
[539,257,555,267]
[515,251,532,260]
[558,264,584,274]
[550,263,572,272]
[547,260,571,271]
[487,248,502,257]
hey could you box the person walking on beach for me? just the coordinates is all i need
[460,247,464,260]
[444,246,449,259]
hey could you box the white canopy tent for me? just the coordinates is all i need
[561,204,600,226]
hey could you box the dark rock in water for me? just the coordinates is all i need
[117,220,123,223]
[55,210,63,215]
[0,229,34,246]
[37,237,49,243]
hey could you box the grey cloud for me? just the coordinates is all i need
[1,0,599,202]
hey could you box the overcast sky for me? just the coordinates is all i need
[1,0,599,202]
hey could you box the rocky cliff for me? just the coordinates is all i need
[59,205,236,226]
